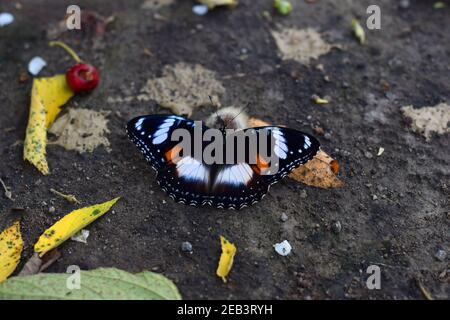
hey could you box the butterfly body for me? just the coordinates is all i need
[127,114,320,209]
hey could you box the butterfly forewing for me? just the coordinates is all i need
[126,115,196,170]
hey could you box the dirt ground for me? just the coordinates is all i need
[1,0,449,299]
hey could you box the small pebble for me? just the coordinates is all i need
[48,206,55,214]
[274,240,292,256]
[181,241,193,253]
[399,0,410,9]
[364,151,373,159]
[435,249,446,262]
[192,4,208,16]
[372,195,378,200]
[280,212,288,222]
[300,190,307,199]
[28,56,47,75]
[331,220,342,234]
[0,12,14,27]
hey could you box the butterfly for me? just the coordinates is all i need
[127,114,320,210]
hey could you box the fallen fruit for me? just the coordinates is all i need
[66,63,100,92]
[49,41,99,93]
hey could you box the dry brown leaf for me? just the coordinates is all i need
[247,117,343,189]
[290,150,343,188]
[18,249,61,276]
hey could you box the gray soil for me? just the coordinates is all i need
[0,0,449,299]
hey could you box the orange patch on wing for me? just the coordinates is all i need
[252,154,270,175]
[165,145,183,164]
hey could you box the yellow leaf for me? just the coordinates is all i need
[351,19,365,44]
[216,235,236,283]
[34,197,120,257]
[23,75,74,175]
[198,0,237,9]
[0,221,23,283]
[311,94,330,105]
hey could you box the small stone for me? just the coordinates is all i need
[399,0,410,9]
[364,151,373,159]
[435,249,446,262]
[274,240,292,256]
[0,13,14,27]
[331,220,342,234]
[300,190,307,199]
[342,81,350,88]
[372,195,378,200]
[181,241,193,253]
[280,212,288,222]
[28,56,47,76]
[48,206,55,214]
[192,4,208,16]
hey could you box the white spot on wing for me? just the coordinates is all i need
[176,157,209,184]
[153,133,168,144]
[214,163,253,187]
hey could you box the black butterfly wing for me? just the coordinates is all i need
[245,126,321,186]
[127,114,214,205]
[128,116,320,210]
[126,114,197,170]
[201,126,320,209]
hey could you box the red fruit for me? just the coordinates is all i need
[66,63,99,92]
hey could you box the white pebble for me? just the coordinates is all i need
[192,4,208,16]
[70,229,90,244]
[0,13,14,27]
[28,56,47,75]
[274,240,292,256]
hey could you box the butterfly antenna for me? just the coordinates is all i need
[225,101,251,128]
[209,95,227,130]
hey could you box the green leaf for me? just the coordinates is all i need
[0,268,181,300]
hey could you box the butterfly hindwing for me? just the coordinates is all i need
[243,126,320,185]
[203,126,320,209]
